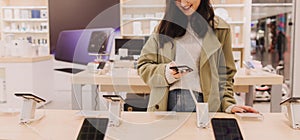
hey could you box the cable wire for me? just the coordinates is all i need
[95,85,99,110]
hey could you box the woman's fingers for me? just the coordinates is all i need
[240,106,259,113]
[232,106,246,113]
[231,106,259,113]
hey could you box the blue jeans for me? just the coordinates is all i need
[167,89,203,112]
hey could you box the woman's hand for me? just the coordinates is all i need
[169,62,189,79]
[231,105,259,113]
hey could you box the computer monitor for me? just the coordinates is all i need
[115,38,145,56]
[55,28,114,65]
[48,0,120,53]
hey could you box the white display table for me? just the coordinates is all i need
[0,55,53,109]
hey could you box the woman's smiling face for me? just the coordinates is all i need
[175,0,201,16]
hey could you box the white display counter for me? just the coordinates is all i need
[0,55,53,109]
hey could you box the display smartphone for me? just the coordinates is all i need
[103,95,124,102]
[243,61,255,69]
[77,118,109,140]
[97,61,106,69]
[211,118,244,140]
[169,65,193,74]
[14,92,46,103]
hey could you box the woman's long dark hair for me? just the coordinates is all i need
[157,0,215,47]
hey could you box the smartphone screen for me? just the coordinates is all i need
[15,93,46,103]
[103,95,124,102]
[211,118,243,140]
[77,118,109,140]
[169,65,193,73]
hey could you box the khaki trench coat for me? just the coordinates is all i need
[137,17,237,112]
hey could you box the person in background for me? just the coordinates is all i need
[276,31,286,64]
[137,0,258,113]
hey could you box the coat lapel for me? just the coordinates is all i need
[200,27,222,68]
[158,41,175,63]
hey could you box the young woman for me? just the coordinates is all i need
[137,0,257,113]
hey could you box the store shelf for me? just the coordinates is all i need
[2,6,47,9]
[1,4,49,46]
[212,0,252,66]
[120,0,251,59]
[252,3,293,7]
[3,31,48,34]
[227,21,245,24]
[122,17,162,21]
[232,44,244,48]
[121,4,165,8]
[213,4,244,8]
[3,19,48,22]
[120,0,165,37]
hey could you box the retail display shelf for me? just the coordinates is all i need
[121,4,165,8]
[213,4,245,8]
[3,18,47,22]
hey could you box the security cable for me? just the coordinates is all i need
[95,85,100,110]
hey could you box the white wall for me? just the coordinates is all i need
[291,0,300,97]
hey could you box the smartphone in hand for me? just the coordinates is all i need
[170,65,193,74]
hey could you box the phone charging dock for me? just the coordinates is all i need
[281,97,300,129]
[103,95,124,127]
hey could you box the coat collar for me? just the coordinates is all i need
[214,16,231,29]
[164,16,230,66]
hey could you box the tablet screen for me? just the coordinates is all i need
[211,118,243,140]
[77,118,109,140]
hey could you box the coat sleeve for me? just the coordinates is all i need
[217,28,237,111]
[137,34,169,88]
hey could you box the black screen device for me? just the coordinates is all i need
[88,31,108,54]
[54,68,84,74]
[77,118,109,140]
[115,38,145,55]
[15,93,46,103]
[169,65,193,73]
[103,95,124,102]
[97,62,106,69]
[211,118,244,140]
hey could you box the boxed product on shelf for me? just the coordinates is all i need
[40,9,48,18]
[31,9,41,18]
[133,21,142,35]
[14,9,20,19]
[4,9,13,19]
[20,9,30,19]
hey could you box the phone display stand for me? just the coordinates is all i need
[87,29,111,74]
[235,113,264,121]
[280,97,300,129]
[189,89,209,128]
[14,92,46,123]
[196,102,209,128]
[103,95,124,127]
